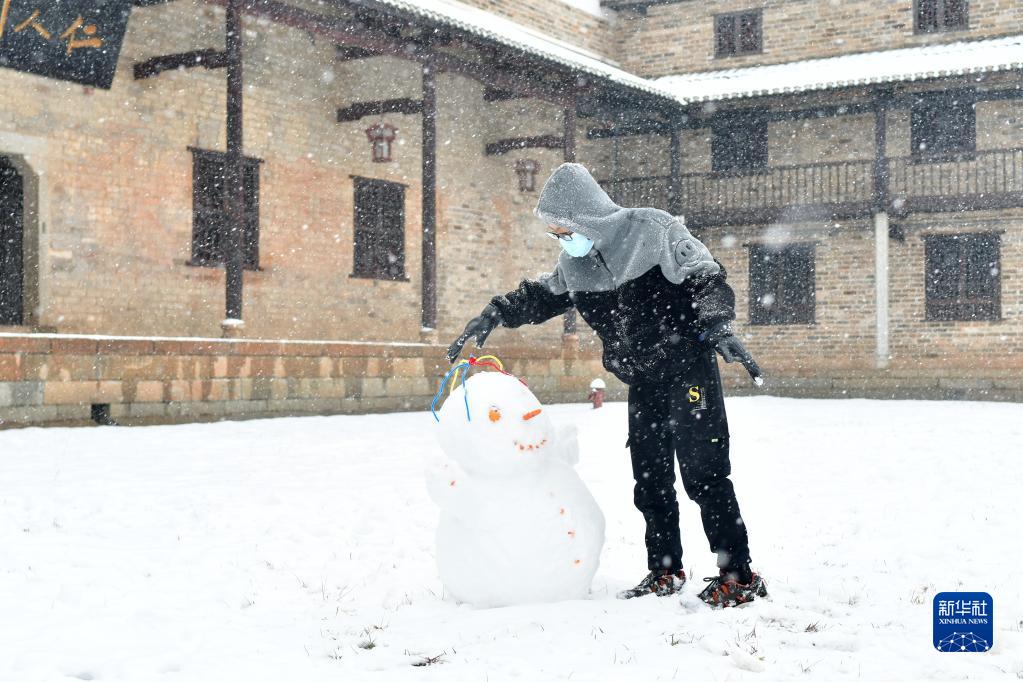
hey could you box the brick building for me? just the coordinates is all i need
[1,0,1021,425]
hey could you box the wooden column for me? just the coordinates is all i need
[223,0,246,325]
[421,62,438,331]
[563,104,577,163]
[668,124,682,216]
[562,104,578,336]
[872,89,891,212]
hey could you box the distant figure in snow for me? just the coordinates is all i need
[447,163,767,607]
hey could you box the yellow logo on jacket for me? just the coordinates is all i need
[688,386,702,403]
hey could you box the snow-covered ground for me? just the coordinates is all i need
[2,397,1021,681]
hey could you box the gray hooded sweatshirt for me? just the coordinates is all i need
[489,163,735,384]
[532,163,720,294]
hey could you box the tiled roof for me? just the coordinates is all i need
[364,0,678,101]
[656,35,1023,102]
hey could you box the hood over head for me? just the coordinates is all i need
[533,163,720,294]
[534,163,620,249]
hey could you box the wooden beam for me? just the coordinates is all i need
[764,102,874,122]
[337,98,423,122]
[485,135,564,156]
[563,106,577,163]
[334,44,379,62]
[872,88,892,211]
[210,0,580,106]
[601,0,687,14]
[586,120,672,138]
[421,63,438,331]
[483,86,523,102]
[224,0,246,322]
[133,48,228,80]
[562,104,577,336]
[668,126,682,215]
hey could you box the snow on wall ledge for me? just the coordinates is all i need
[0,333,1020,427]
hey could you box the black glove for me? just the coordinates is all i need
[446,304,503,363]
[700,323,764,386]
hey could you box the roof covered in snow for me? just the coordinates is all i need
[359,0,678,101]
[656,35,1023,102]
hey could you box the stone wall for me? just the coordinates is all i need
[4,329,1022,428]
[615,0,1023,78]
[0,332,617,427]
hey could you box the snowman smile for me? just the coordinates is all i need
[514,437,548,452]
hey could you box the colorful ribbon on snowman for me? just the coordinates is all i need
[431,354,520,422]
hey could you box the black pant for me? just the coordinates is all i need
[627,352,751,572]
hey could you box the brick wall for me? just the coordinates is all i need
[704,221,878,374]
[887,209,1023,367]
[615,0,1023,78]
[4,325,1022,428]
[0,0,575,347]
[605,74,1023,386]
[459,0,613,59]
[2,0,1022,424]
[697,213,1023,400]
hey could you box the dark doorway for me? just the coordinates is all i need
[0,157,24,325]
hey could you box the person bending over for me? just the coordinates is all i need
[446,163,767,607]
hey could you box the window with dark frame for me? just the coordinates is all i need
[190,149,261,270]
[915,0,969,33]
[353,177,406,281]
[715,9,762,58]
[712,111,768,175]
[910,90,976,161]
[925,233,1000,321]
[749,243,815,325]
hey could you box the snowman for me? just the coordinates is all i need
[427,369,605,607]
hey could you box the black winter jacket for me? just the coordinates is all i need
[490,261,736,385]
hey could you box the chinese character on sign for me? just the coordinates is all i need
[0,0,132,88]
[5,7,103,54]
[938,600,953,617]
[59,15,102,55]
[13,8,51,39]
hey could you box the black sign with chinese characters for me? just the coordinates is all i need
[0,0,132,89]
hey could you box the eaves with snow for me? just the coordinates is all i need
[328,1,1023,107]
[655,35,1023,103]
[356,0,678,102]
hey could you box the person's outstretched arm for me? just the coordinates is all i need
[490,276,573,328]
[446,273,572,363]
[685,261,764,384]
[686,259,737,334]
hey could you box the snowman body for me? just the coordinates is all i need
[428,372,605,607]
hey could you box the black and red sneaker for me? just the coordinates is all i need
[698,569,768,607]
[617,569,688,599]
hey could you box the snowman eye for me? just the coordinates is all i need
[488,407,502,423]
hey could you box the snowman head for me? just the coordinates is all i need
[435,371,554,477]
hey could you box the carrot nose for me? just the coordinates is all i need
[523,409,542,421]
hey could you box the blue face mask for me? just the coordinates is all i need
[559,233,594,258]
